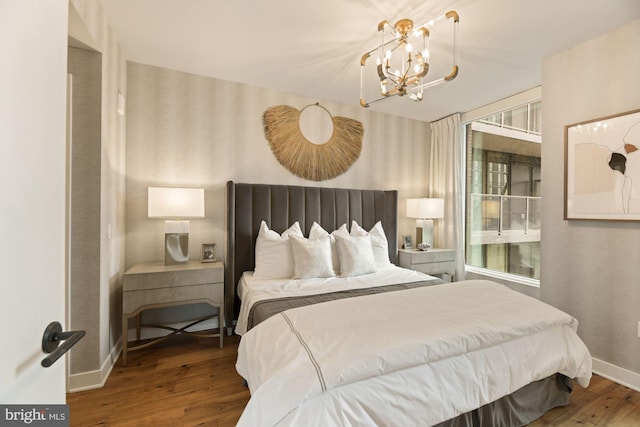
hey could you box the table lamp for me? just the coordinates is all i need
[406,198,444,248]
[148,187,205,265]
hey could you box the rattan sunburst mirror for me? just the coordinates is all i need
[263,103,364,181]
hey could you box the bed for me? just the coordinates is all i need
[225,181,592,427]
[235,266,442,335]
[224,181,404,333]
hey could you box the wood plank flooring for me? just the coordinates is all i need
[67,334,250,426]
[67,333,640,426]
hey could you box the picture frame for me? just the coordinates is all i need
[565,108,640,220]
[201,243,216,262]
[402,234,413,249]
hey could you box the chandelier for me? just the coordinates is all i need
[360,10,459,107]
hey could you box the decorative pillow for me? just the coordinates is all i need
[334,234,377,277]
[290,235,335,279]
[350,220,392,268]
[253,221,303,279]
[309,222,348,274]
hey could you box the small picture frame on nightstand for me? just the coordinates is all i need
[201,243,216,262]
[402,235,413,249]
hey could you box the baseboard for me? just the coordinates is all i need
[592,357,640,392]
[67,338,122,393]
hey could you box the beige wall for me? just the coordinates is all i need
[124,62,432,330]
[69,0,127,381]
[67,46,102,374]
[541,19,640,377]
[125,62,432,269]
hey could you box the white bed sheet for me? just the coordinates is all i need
[235,280,592,427]
[235,265,437,335]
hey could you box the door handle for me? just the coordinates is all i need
[41,321,86,368]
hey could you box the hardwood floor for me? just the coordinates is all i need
[67,334,250,426]
[67,333,640,426]
[528,374,640,426]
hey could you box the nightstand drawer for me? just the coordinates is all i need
[405,250,454,264]
[123,267,223,292]
[412,261,455,276]
[398,248,456,281]
[123,282,223,314]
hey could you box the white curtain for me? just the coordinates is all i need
[429,113,465,280]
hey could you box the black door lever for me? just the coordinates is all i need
[41,321,86,368]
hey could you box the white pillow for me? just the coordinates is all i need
[309,222,348,274]
[253,221,303,279]
[350,220,392,268]
[334,234,377,277]
[290,235,335,279]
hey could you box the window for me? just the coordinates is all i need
[464,100,541,281]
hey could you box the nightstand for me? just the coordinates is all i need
[121,260,224,366]
[398,248,456,281]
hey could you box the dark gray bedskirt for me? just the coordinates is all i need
[434,374,572,427]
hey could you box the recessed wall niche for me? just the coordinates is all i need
[67,44,102,375]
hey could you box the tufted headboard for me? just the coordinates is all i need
[224,181,398,333]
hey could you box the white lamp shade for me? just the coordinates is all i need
[406,198,444,219]
[148,187,205,218]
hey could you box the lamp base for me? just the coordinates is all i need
[165,233,189,265]
[415,219,434,250]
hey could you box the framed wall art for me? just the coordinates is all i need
[402,235,413,249]
[201,243,216,262]
[565,108,640,220]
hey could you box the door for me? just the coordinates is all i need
[0,0,69,403]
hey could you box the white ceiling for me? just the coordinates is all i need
[100,0,640,122]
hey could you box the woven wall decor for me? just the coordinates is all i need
[263,104,364,181]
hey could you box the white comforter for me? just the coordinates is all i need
[235,266,437,335]
[236,280,592,427]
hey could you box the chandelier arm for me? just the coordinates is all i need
[445,65,459,82]
[416,10,456,29]
[380,41,412,82]
[376,63,388,83]
[407,76,447,93]
[382,67,401,82]
[386,86,403,96]
[363,95,391,107]
[362,37,405,60]
[445,10,460,23]
[416,62,429,79]
[451,13,458,73]
[377,20,391,32]
[360,52,370,67]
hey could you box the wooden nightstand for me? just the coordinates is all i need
[121,260,224,366]
[398,248,456,281]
